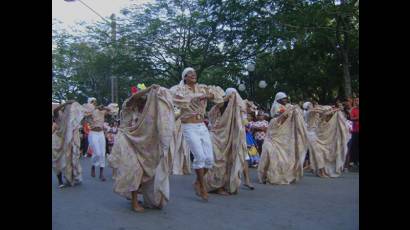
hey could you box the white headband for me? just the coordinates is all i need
[181,67,195,80]
[303,102,312,110]
[88,97,97,104]
[275,92,287,101]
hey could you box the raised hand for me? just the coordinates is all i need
[151,84,160,89]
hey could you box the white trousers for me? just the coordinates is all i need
[182,123,214,169]
[88,131,106,168]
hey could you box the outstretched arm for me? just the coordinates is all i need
[126,84,159,107]
[97,105,115,116]
[52,122,59,133]
[53,100,75,117]
[203,85,224,104]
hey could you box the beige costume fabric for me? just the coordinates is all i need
[108,86,175,208]
[306,106,350,177]
[244,100,257,114]
[52,102,85,185]
[257,105,309,185]
[52,103,59,115]
[169,83,224,170]
[170,118,191,175]
[204,92,246,193]
[170,83,225,120]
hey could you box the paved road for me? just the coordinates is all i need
[52,157,359,230]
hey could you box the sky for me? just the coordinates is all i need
[52,0,152,31]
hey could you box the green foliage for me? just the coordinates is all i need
[52,0,358,106]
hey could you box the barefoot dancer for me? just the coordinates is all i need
[52,100,85,188]
[204,88,254,195]
[108,84,174,212]
[258,92,309,185]
[305,105,350,177]
[84,98,116,182]
[170,108,192,175]
[170,67,224,201]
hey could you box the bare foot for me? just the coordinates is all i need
[132,203,144,213]
[158,196,165,209]
[318,169,329,178]
[216,188,230,196]
[200,186,209,201]
[193,181,201,197]
[303,165,311,170]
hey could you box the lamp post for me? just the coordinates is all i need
[258,80,268,110]
[246,63,255,99]
[64,0,118,104]
[110,14,118,104]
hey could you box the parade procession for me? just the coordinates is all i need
[53,1,359,229]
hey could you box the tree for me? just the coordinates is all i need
[52,0,358,106]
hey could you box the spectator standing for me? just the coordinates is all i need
[350,97,359,168]
[245,118,259,168]
[81,121,91,157]
[251,111,269,154]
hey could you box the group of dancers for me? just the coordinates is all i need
[52,67,352,212]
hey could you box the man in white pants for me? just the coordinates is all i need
[85,98,113,181]
[170,67,224,201]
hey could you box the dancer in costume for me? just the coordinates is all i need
[52,100,85,188]
[170,67,224,201]
[258,92,309,185]
[108,84,175,212]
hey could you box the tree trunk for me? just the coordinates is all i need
[342,49,352,98]
[340,0,353,99]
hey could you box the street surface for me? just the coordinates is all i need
[52,157,359,230]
